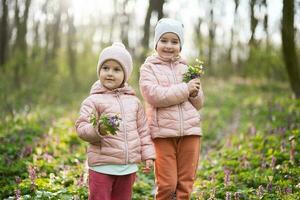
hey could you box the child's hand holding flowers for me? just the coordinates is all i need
[188,79,201,97]
[183,59,205,97]
[90,112,122,136]
[183,59,205,82]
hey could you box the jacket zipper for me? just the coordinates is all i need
[170,62,184,136]
[116,94,129,164]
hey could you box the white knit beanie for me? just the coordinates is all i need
[154,18,184,50]
[96,42,133,83]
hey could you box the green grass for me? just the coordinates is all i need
[192,77,300,199]
[0,77,299,199]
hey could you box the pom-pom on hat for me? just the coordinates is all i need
[154,18,184,50]
[96,42,133,83]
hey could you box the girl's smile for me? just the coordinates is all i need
[156,32,181,60]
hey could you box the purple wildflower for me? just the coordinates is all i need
[270,155,276,169]
[285,187,292,194]
[208,188,216,199]
[226,192,231,200]
[28,165,36,190]
[267,183,273,192]
[248,125,256,135]
[21,146,33,158]
[43,152,54,162]
[108,118,115,126]
[224,168,231,187]
[289,136,295,164]
[241,154,250,168]
[15,176,21,184]
[280,141,286,152]
[257,185,264,198]
[15,189,21,200]
[191,74,199,79]
[261,156,267,169]
[234,192,240,200]
[109,115,121,128]
[77,173,84,187]
[92,112,122,135]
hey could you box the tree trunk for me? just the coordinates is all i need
[228,0,239,64]
[142,1,154,49]
[249,0,258,46]
[43,0,62,69]
[13,0,31,87]
[154,0,164,20]
[50,1,62,62]
[195,18,203,59]
[282,0,300,98]
[109,0,117,43]
[67,12,78,89]
[41,0,50,65]
[120,0,129,47]
[262,0,269,49]
[14,0,31,52]
[0,0,8,71]
[142,0,165,50]
[31,21,40,59]
[208,0,216,73]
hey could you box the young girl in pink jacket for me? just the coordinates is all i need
[139,18,204,200]
[76,42,155,200]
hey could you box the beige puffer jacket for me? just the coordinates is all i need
[139,55,204,139]
[75,81,156,167]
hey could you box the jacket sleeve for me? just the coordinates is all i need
[139,64,190,108]
[188,84,204,110]
[75,98,102,143]
[136,101,156,161]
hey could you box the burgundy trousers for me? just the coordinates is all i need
[88,169,136,200]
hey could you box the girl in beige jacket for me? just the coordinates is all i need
[76,42,155,200]
[139,18,204,200]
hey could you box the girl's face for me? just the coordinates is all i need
[156,32,181,60]
[99,59,125,90]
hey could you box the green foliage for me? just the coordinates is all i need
[1,77,299,199]
[242,46,287,81]
[133,171,155,200]
[0,48,98,119]
[0,108,155,199]
[193,78,300,199]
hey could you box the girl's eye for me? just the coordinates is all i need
[172,41,179,44]
[160,39,167,43]
[102,66,109,71]
[114,68,121,72]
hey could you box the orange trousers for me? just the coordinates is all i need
[154,135,201,200]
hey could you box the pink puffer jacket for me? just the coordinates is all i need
[75,81,156,167]
[139,55,204,139]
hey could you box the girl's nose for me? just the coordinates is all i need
[107,69,113,75]
[166,42,172,48]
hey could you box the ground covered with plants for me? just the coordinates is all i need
[0,78,299,200]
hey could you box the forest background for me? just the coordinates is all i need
[0,0,299,199]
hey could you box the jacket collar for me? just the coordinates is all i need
[144,54,187,65]
[89,80,136,96]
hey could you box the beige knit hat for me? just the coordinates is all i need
[96,42,133,83]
